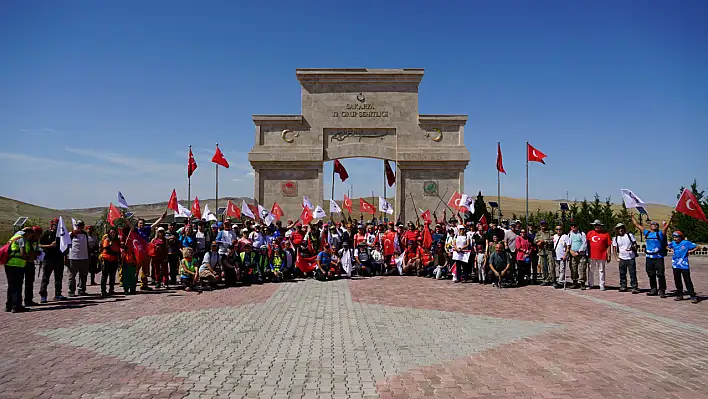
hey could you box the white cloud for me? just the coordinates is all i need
[65,147,182,176]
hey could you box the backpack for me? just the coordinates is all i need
[614,234,638,258]
[645,231,668,257]
[0,236,22,266]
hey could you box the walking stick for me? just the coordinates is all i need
[433,188,449,214]
[563,257,568,290]
[409,193,420,224]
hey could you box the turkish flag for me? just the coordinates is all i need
[333,160,349,182]
[300,206,313,225]
[211,146,229,168]
[527,143,547,164]
[226,200,241,218]
[384,160,396,187]
[271,202,284,221]
[107,203,121,226]
[188,147,198,177]
[127,230,150,266]
[247,204,260,221]
[295,251,318,273]
[191,197,202,220]
[167,189,179,212]
[480,214,488,229]
[448,191,464,212]
[343,195,353,213]
[360,198,376,215]
[676,189,707,223]
[496,142,506,174]
[420,209,432,224]
[383,231,396,256]
[422,224,433,250]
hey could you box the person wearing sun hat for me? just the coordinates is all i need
[668,230,699,303]
[587,220,612,290]
[612,222,639,294]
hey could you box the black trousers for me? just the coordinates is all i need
[645,258,667,292]
[39,260,64,298]
[673,268,695,297]
[167,254,180,285]
[5,266,25,311]
[101,260,119,294]
[24,263,36,304]
[619,259,638,289]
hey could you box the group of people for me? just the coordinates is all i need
[3,207,702,313]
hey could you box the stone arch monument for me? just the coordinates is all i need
[248,68,470,221]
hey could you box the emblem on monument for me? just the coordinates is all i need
[281,181,298,197]
[423,181,438,196]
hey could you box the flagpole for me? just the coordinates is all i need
[215,143,219,217]
[525,141,529,228]
[383,160,386,222]
[331,161,335,220]
[188,145,192,204]
[497,141,501,224]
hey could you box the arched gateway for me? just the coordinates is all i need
[248,68,470,222]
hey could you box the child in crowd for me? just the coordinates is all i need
[668,231,699,303]
[475,244,486,284]
[178,247,198,291]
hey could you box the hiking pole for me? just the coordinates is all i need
[433,188,449,215]
[563,257,568,290]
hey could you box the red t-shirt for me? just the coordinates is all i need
[587,231,612,260]
[404,230,419,244]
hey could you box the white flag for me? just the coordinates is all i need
[313,205,327,219]
[341,248,353,277]
[394,252,405,275]
[459,193,474,210]
[71,218,77,229]
[329,199,342,214]
[303,196,313,209]
[621,189,646,209]
[241,200,255,220]
[176,203,192,218]
[258,204,275,226]
[117,191,129,208]
[57,216,71,252]
[378,197,394,215]
[203,204,217,221]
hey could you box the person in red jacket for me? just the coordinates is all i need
[586,220,612,290]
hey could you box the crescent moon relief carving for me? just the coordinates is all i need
[281,129,300,143]
[425,127,443,142]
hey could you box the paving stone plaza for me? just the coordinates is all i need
[1,258,706,399]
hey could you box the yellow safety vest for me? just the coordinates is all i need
[6,234,29,268]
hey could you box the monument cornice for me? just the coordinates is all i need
[252,115,304,125]
[418,115,468,126]
[296,68,424,84]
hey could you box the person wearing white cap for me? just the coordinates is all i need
[67,220,90,296]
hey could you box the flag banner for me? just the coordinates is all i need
[127,230,150,266]
[360,198,376,215]
[300,206,313,225]
[422,224,433,250]
[384,160,396,186]
[496,142,506,174]
[303,196,313,210]
[204,204,218,221]
[241,200,255,219]
[167,189,179,212]
[394,252,405,275]
[480,214,488,229]
[378,197,394,214]
[313,205,327,219]
[420,209,432,224]
[191,197,202,220]
[340,248,353,277]
[117,191,129,208]
[211,146,229,168]
[176,203,192,218]
[57,216,71,252]
[333,160,349,182]
[225,200,241,219]
[296,252,318,273]
[247,204,260,221]
[72,218,77,229]
[621,189,646,209]
[107,203,121,226]
[527,143,547,164]
[676,188,707,223]
[258,204,275,226]
[271,202,284,221]
[459,193,473,211]
[447,191,467,212]
[188,147,198,177]
[383,232,395,256]
[330,199,342,214]
[343,195,353,213]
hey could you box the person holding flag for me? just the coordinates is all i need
[38,219,67,303]
[631,213,672,298]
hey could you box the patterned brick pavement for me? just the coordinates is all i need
[1,258,706,398]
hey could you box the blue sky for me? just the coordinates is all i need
[1,0,706,209]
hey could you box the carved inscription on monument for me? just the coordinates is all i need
[331,93,389,118]
[326,128,395,142]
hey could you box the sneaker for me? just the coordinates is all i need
[581,286,587,291]
[674,295,683,301]
[631,288,640,294]
[619,287,628,293]
[600,286,606,291]
[12,307,31,313]
[40,297,48,304]
[659,291,667,299]
[25,301,39,307]
[690,297,699,304]
[554,283,563,289]
[646,290,658,297]
[140,286,153,291]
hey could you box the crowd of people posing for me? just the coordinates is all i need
[3,207,702,313]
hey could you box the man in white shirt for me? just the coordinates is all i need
[216,220,238,257]
[612,223,639,293]
[552,225,571,289]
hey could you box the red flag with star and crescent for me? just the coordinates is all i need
[226,200,241,218]
[527,143,547,164]
[300,206,313,225]
[676,189,707,222]
[127,230,150,266]
[167,189,179,212]
[420,209,432,224]
[496,142,506,174]
[191,197,202,220]
[384,160,396,187]
[383,230,396,256]
[211,146,229,168]
[271,202,284,222]
[188,147,198,177]
[448,191,464,212]
[343,195,353,213]
[480,214,488,230]
[107,203,121,226]
[360,198,376,215]
[333,160,349,182]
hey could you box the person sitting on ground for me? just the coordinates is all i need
[338,241,354,277]
[370,241,385,276]
[355,242,372,277]
[668,230,699,303]
[488,243,512,288]
[179,247,198,291]
[199,241,220,287]
[402,241,422,276]
[316,245,335,281]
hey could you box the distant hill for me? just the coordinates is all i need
[0,195,675,234]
